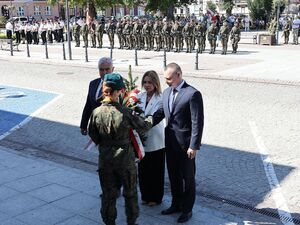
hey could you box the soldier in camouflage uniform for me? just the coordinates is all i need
[153,19,162,51]
[207,21,218,54]
[116,18,124,49]
[142,20,152,51]
[88,73,152,225]
[219,21,230,54]
[283,18,291,44]
[96,20,105,48]
[81,19,89,48]
[73,20,81,47]
[171,20,183,52]
[123,20,133,50]
[89,19,96,48]
[182,21,193,53]
[230,22,241,53]
[106,19,116,49]
[133,19,143,50]
[194,21,206,53]
[162,20,172,51]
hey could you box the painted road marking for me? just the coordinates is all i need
[249,121,295,225]
[0,85,62,141]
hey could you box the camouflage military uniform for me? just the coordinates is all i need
[283,20,291,44]
[96,21,104,48]
[182,22,193,53]
[230,23,241,53]
[88,102,152,225]
[153,20,162,51]
[162,21,172,51]
[123,21,133,50]
[194,22,205,53]
[73,22,81,47]
[142,21,152,51]
[171,20,183,52]
[133,21,142,50]
[81,21,89,48]
[89,21,96,48]
[106,21,116,49]
[207,23,218,54]
[219,23,230,54]
[116,20,124,49]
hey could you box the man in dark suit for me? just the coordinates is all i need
[80,57,114,135]
[153,63,204,223]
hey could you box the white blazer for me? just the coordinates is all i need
[137,92,165,152]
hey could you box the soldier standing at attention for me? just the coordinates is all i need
[116,18,124,49]
[88,73,153,225]
[142,20,152,51]
[73,20,81,47]
[81,18,89,48]
[283,17,291,44]
[207,21,218,54]
[153,19,162,51]
[133,19,142,50]
[182,21,193,53]
[194,21,205,53]
[89,19,96,48]
[96,20,104,48]
[219,21,230,55]
[106,19,116,49]
[230,22,241,53]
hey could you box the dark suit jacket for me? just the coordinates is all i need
[80,78,102,130]
[153,81,204,151]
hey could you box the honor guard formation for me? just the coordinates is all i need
[4,14,300,54]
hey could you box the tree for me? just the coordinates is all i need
[247,0,272,21]
[206,0,217,13]
[221,0,234,15]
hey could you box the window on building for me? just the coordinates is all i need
[138,6,144,16]
[130,8,134,16]
[17,6,24,16]
[119,8,124,17]
[34,6,41,16]
[180,8,184,14]
[45,6,51,16]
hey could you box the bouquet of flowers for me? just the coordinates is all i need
[122,65,145,162]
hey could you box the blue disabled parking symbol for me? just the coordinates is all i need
[0,85,59,139]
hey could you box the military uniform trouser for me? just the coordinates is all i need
[90,34,96,47]
[196,37,204,53]
[97,33,103,47]
[209,39,216,52]
[125,35,132,49]
[155,35,161,50]
[292,28,299,45]
[74,35,80,46]
[99,164,138,225]
[174,36,180,51]
[185,36,192,52]
[108,34,114,48]
[83,35,88,47]
[221,38,228,53]
[134,35,141,49]
[284,31,289,44]
[117,34,123,48]
[232,39,239,52]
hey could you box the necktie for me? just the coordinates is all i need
[170,89,177,112]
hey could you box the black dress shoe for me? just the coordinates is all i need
[177,212,192,223]
[161,206,181,215]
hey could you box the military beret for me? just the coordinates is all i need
[104,73,125,90]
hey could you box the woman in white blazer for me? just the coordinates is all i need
[137,70,165,206]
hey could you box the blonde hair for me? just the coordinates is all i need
[141,70,162,95]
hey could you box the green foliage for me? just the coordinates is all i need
[207,0,217,13]
[0,16,7,25]
[247,0,272,21]
[272,0,286,16]
[0,33,16,39]
[124,65,139,92]
[221,0,234,15]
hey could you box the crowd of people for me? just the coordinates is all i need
[80,57,204,225]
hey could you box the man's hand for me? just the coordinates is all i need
[187,148,197,159]
[81,128,87,136]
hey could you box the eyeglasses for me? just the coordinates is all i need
[99,67,111,71]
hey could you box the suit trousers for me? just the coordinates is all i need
[165,128,196,213]
[138,148,165,203]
